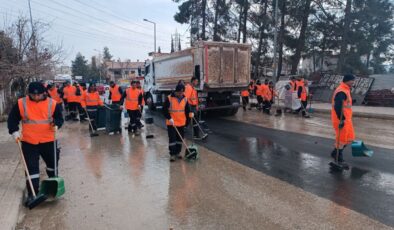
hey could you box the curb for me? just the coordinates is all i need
[311,108,394,120]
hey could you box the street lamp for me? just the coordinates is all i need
[93,49,102,83]
[143,18,156,53]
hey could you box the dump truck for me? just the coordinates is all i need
[143,41,251,116]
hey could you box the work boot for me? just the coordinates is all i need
[177,154,183,159]
[170,155,176,162]
[24,195,34,208]
[338,149,345,163]
[303,114,311,118]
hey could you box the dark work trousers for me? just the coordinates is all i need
[127,110,140,133]
[167,125,185,156]
[22,141,59,196]
[257,96,263,110]
[68,102,78,119]
[189,105,199,137]
[262,100,272,114]
[242,96,249,110]
[77,103,86,120]
[136,108,143,129]
[86,106,98,132]
[296,100,308,116]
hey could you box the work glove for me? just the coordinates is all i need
[189,112,194,118]
[339,120,345,129]
[169,119,174,126]
[12,131,20,143]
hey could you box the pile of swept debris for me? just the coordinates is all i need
[308,73,394,107]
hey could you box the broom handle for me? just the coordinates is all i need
[336,101,345,162]
[173,125,193,156]
[54,126,57,177]
[84,108,96,134]
[193,117,206,135]
[17,140,37,197]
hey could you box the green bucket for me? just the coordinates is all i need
[352,140,374,157]
[40,177,65,198]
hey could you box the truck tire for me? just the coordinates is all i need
[223,108,239,116]
[146,93,156,111]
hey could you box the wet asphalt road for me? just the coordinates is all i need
[151,112,394,227]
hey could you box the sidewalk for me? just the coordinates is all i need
[310,102,394,120]
[0,123,25,230]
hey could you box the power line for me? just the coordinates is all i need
[1,2,159,47]
[31,0,170,43]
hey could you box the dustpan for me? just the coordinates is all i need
[185,144,199,161]
[352,140,374,157]
[40,133,65,198]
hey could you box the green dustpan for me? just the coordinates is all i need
[352,140,374,157]
[40,137,65,198]
[185,144,199,161]
[40,177,65,198]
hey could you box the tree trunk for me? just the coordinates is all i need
[366,51,371,68]
[201,0,207,40]
[290,0,312,75]
[337,0,352,74]
[237,4,243,43]
[242,0,249,43]
[277,0,286,79]
[213,0,220,41]
[256,0,268,78]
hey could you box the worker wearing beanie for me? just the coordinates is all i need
[163,84,193,162]
[7,82,64,207]
[330,74,356,165]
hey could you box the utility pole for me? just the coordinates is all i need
[272,0,279,83]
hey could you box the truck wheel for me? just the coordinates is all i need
[146,94,156,111]
[224,108,239,116]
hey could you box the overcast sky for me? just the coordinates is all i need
[1,0,189,65]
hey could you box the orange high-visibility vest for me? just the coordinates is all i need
[48,87,62,104]
[266,88,276,101]
[261,84,270,100]
[125,88,141,110]
[290,81,296,92]
[166,96,187,127]
[63,85,78,102]
[331,82,355,147]
[110,85,122,102]
[255,85,262,96]
[185,84,198,106]
[18,97,56,144]
[241,90,249,97]
[297,80,307,101]
[82,91,103,107]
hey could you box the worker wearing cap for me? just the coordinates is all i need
[241,88,250,111]
[330,74,356,164]
[296,76,310,118]
[7,82,64,206]
[122,80,143,135]
[109,81,123,105]
[136,81,145,129]
[184,77,201,139]
[47,84,63,107]
[163,84,192,162]
[261,79,271,114]
[81,84,103,133]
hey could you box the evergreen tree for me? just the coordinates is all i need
[103,46,112,61]
[71,53,89,78]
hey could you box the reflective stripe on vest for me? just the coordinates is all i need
[21,97,53,124]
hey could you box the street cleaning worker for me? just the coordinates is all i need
[265,81,277,114]
[241,88,250,111]
[122,80,143,135]
[74,82,85,122]
[261,79,271,114]
[296,76,310,118]
[47,84,63,107]
[81,84,104,133]
[163,84,192,162]
[330,74,356,165]
[109,81,123,105]
[255,80,263,110]
[184,77,201,140]
[7,82,64,206]
[136,81,145,129]
[62,81,79,121]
